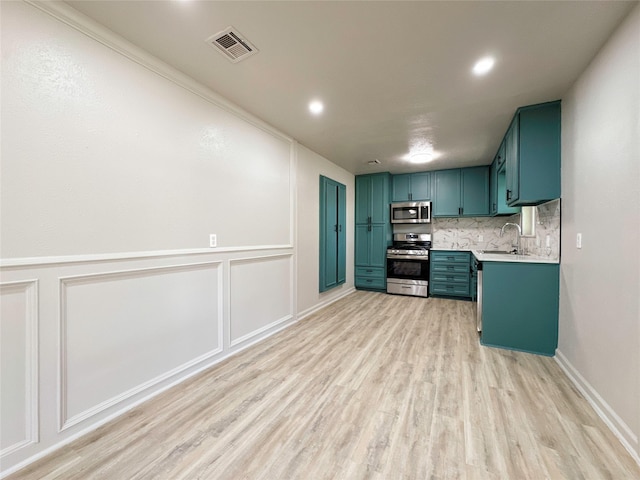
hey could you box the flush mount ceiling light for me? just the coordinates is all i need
[408,151,438,164]
[309,100,324,115]
[472,56,495,76]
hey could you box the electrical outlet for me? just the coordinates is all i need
[478,235,484,242]
[576,233,582,249]
[209,234,217,248]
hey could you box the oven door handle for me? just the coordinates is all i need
[386,254,429,260]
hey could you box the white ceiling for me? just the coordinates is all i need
[65,0,635,175]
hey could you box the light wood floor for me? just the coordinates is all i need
[9,291,640,479]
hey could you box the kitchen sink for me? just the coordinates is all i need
[477,249,520,255]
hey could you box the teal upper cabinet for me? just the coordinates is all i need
[433,167,489,217]
[490,159,520,216]
[505,101,561,206]
[433,169,460,216]
[495,141,506,171]
[461,167,490,216]
[391,172,431,201]
[319,176,346,292]
[356,173,389,224]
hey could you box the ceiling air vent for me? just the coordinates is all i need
[206,27,258,63]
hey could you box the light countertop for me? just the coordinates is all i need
[471,250,559,264]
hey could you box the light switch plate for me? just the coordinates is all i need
[576,233,582,249]
[209,234,217,248]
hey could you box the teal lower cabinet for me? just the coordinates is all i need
[481,262,559,356]
[429,250,472,298]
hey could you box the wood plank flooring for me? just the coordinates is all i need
[9,291,640,479]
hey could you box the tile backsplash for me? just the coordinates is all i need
[429,199,560,260]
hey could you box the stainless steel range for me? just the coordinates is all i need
[386,233,431,298]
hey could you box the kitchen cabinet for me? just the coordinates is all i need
[319,176,346,292]
[481,261,559,356]
[391,172,431,202]
[429,250,472,298]
[356,174,389,224]
[490,160,520,216]
[505,101,561,206]
[355,173,391,291]
[433,166,490,217]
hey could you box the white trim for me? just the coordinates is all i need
[555,350,640,466]
[58,261,223,431]
[0,245,293,268]
[0,307,301,480]
[60,347,223,432]
[228,254,295,347]
[297,287,356,321]
[229,314,294,348]
[0,280,39,458]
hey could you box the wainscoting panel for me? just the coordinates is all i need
[229,255,293,346]
[0,280,38,457]
[59,262,222,429]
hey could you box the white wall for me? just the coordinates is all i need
[0,2,352,476]
[296,144,355,316]
[557,4,640,462]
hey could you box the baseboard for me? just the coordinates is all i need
[0,314,300,479]
[297,286,356,321]
[555,349,640,466]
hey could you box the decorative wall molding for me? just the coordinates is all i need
[58,261,223,431]
[229,314,294,348]
[0,280,39,458]
[555,350,640,465]
[228,254,294,347]
[0,244,294,268]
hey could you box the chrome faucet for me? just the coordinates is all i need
[500,222,522,253]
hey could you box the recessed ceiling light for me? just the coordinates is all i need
[309,100,324,115]
[472,56,495,76]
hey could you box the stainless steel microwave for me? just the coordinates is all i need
[390,201,432,224]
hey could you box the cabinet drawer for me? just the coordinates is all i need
[431,251,470,263]
[430,282,470,297]
[431,263,469,274]
[355,267,385,278]
[431,273,469,285]
[355,276,386,290]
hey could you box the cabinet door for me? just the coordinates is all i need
[496,141,506,170]
[505,117,520,204]
[355,224,371,266]
[355,224,387,268]
[320,176,347,292]
[410,172,431,200]
[369,174,388,224]
[490,160,498,215]
[391,174,411,202]
[369,224,387,268]
[337,183,346,284]
[461,166,489,216]
[433,169,461,217]
[355,176,370,224]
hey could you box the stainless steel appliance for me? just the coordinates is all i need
[390,201,432,224]
[386,233,431,297]
[475,257,483,332]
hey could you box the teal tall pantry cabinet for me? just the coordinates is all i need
[355,173,391,291]
[319,176,346,292]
